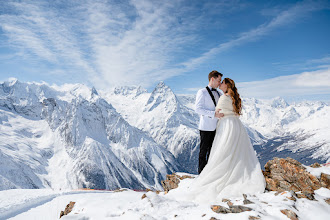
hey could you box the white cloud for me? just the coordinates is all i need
[0,0,211,88]
[0,0,328,90]
[237,68,330,99]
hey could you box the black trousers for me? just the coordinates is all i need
[198,130,216,174]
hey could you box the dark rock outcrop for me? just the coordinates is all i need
[161,173,194,193]
[211,204,252,214]
[60,201,76,218]
[320,173,330,189]
[262,157,327,199]
[280,209,298,220]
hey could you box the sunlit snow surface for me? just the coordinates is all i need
[1,182,330,219]
[0,80,179,191]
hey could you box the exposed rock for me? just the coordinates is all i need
[222,198,230,202]
[211,205,252,214]
[263,157,322,199]
[212,205,230,214]
[60,201,76,218]
[141,194,147,199]
[210,217,219,220]
[243,194,254,204]
[296,191,315,200]
[280,209,298,220]
[325,198,330,205]
[310,162,321,168]
[145,188,161,194]
[320,173,330,189]
[113,189,128,192]
[249,216,261,220]
[287,196,296,201]
[227,201,233,207]
[161,173,194,192]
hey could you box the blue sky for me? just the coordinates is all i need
[0,0,330,101]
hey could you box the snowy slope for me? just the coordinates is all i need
[1,181,330,219]
[0,79,179,191]
[240,97,330,166]
[102,82,200,174]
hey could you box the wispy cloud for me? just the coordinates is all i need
[272,55,330,72]
[0,0,328,90]
[1,0,212,88]
[182,0,329,70]
[238,68,330,99]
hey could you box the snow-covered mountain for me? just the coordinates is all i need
[240,97,330,166]
[102,82,199,174]
[0,79,179,191]
[106,85,330,169]
[1,79,329,191]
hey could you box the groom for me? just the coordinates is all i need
[195,70,224,174]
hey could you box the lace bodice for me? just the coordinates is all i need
[216,95,236,116]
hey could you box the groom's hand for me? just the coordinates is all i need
[215,109,224,118]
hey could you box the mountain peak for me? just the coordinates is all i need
[113,86,147,97]
[271,97,289,108]
[1,78,19,93]
[91,86,98,96]
[156,81,166,88]
[145,82,178,112]
[151,81,173,94]
[6,77,19,86]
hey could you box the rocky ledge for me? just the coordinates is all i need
[263,157,329,200]
[162,157,329,198]
[161,157,330,217]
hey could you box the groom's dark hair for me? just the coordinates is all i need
[208,70,223,81]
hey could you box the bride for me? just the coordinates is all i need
[169,78,265,203]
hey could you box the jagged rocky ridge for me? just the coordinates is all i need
[104,82,200,173]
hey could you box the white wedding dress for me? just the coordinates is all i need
[168,95,265,203]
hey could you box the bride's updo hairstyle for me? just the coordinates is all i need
[224,78,242,115]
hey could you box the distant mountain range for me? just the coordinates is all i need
[1,79,329,191]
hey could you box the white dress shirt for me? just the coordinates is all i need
[195,86,221,131]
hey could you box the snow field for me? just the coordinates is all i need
[1,187,330,220]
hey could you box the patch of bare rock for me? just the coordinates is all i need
[263,157,329,200]
[60,201,76,218]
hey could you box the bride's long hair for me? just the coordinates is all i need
[224,78,242,115]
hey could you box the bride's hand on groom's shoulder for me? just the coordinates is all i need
[215,109,224,118]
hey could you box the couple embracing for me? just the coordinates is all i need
[169,71,265,203]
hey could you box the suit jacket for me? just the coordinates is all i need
[195,86,221,131]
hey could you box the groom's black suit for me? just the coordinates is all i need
[199,130,216,173]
